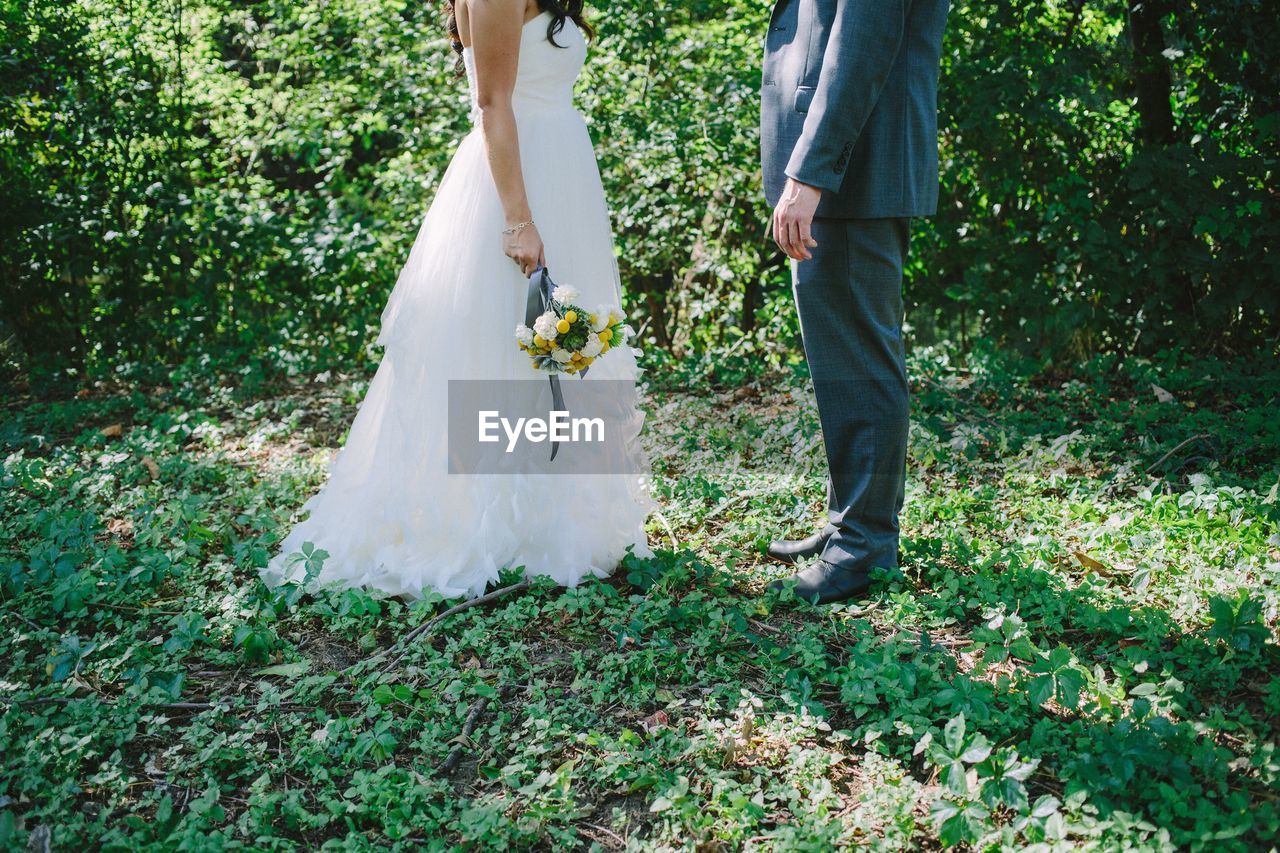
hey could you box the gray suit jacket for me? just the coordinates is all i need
[761,0,949,219]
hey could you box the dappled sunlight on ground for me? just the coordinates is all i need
[1,353,1277,847]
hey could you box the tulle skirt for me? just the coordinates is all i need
[263,107,653,600]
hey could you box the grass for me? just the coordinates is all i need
[1,346,1278,850]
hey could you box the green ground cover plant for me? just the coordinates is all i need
[2,348,1276,849]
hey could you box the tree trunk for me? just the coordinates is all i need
[1127,0,1176,145]
[1127,0,1198,343]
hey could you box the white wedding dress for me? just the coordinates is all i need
[263,13,652,600]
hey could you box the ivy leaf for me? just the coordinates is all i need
[1056,667,1087,709]
[960,735,992,765]
[1027,673,1055,705]
[1031,795,1061,819]
[934,799,989,847]
[928,714,996,797]
[1207,591,1270,652]
[1025,645,1089,708]
[256,660,311,678]
[943,713,967,754]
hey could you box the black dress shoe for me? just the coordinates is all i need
[765,529,832,565]
[766,560,873,605]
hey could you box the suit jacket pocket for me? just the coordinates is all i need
[793,85,815,114]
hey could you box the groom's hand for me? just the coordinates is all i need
[772,178,822,261]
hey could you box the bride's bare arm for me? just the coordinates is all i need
[470,0,545,275]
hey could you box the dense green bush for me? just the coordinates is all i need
[916,0,1280,356]
[1,0,469,377]
[1,0,1276,381]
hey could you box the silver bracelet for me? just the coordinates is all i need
[502,219,534,236]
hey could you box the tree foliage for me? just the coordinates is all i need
[1,0,1276,380]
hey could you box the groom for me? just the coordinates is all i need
[761,0,949,604]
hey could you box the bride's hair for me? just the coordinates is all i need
[445,1,595,75]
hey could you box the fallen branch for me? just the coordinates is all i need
[747,618,783,636]
[652,510,679,551]
[582,822,627,848]
[355,580,532,675]
[438,684,516,777]
[0,694,214,711]
[437,694,495,776]
[1146,433,1212,475]
[3,609,44,631]
[701,486,773,525]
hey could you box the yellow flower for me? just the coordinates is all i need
[533,334,546,348]
[571,352,582,361]
[583,356,595,366]
[598,328,613,343]
[556,318,570,334]
[565,311,578,324]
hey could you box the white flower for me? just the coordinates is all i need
[514,324,534,347]
[552,284,581,304]
[533,311,559,341]
[618,324,636,342]
[581,334,603,358]
[591,306,611,332]
[551,348,572,363]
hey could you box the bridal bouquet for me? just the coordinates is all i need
[515,283,634,375]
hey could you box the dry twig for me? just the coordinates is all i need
[1146,433,1213,475]
[438,685,515,776]
[356,580,532,675]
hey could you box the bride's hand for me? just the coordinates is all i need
[503,221,546,276]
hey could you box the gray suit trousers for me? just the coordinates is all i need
[793,217,910,573]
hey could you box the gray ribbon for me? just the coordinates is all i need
[525,266,566,461]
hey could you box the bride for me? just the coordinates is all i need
[264,0,652,600]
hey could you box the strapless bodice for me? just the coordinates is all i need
[463,12,586,119]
